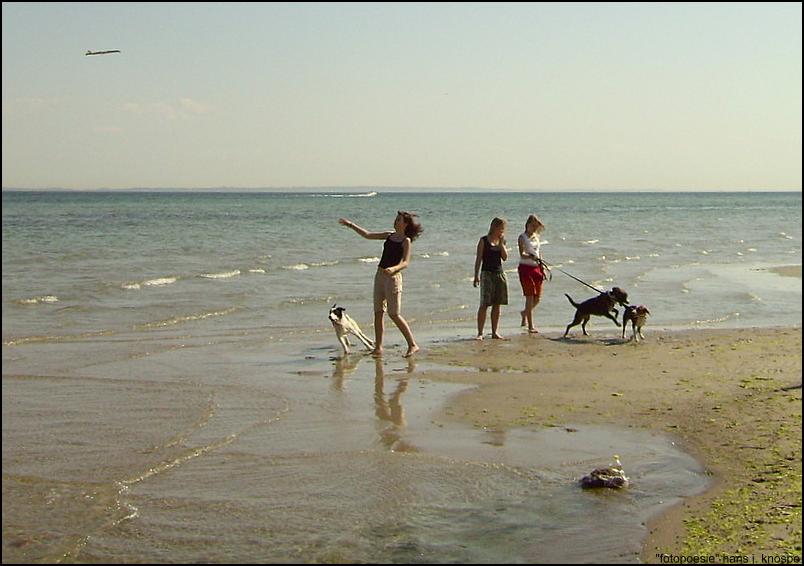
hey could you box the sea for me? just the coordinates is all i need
[2,190,801,563]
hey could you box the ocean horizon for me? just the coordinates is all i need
[3,187,801,193]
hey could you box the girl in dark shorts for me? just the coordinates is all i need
[473,217,509,340]
[339,212,423,357]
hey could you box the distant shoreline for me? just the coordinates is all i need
[3,187,802,194]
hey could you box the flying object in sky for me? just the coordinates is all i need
[85,50,121,56]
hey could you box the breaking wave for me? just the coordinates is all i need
[123,277,178,290]
[312,191,378,198]
[200,270,241,279]
[138,308,238,329]
[17,295,59,305]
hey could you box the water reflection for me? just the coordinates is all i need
[373,358,417,452]
[330,353,363,391]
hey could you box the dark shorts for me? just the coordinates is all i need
[518,263,544,298]
[480,271,508,306]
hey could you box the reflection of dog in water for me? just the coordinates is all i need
[328,304,374,355]
[331,355,363,391]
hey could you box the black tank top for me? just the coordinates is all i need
[481,236,503,272]
[379,236,404,268]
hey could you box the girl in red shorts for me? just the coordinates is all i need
[517,214,548,333]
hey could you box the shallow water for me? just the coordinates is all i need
[3,326,709,563]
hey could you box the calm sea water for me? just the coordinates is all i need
[2,191,801,343]
[2,190,801,563]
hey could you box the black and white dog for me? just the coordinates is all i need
[622,304,651,342]
[328,304,374,355]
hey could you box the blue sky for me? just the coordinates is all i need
[2,2,801,190]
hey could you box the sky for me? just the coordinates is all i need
[2,2,801,191]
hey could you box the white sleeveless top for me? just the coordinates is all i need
[518,232,541,267]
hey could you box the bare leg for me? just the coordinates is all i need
[522,297,530,329]
[530,294,541,333]
[524,296,539,333]
[389,313,419,357]
[372,310,385,356]
[477,305,488,339]
[491,305,506,339]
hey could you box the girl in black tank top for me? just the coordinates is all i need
[339,212,423,357]
[473,218,509,340]
[379,236,405,268]
[480,235,503,272]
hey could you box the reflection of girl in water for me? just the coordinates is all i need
[374,359,407,427]
[373,358,416,451]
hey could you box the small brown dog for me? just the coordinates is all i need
[622,304,650,342]
[563,287,629,337]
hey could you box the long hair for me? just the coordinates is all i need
[398,211,423,241]
[488,217,506,236]
[526,214,545,234]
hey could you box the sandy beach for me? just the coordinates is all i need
[419,326,802,562]
[769,266,803,279]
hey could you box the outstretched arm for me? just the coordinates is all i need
[339,218,392,240]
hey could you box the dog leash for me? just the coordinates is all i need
[539,259,606,295]
[541,259,635,308]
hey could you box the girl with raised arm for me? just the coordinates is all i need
[339,212,423,357]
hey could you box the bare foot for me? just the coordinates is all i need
[403,345,420,358]
[528,328,540,334]
[371,348,384,357]
[492,334,508,340]
[520,310,526,327]
[475,335,484,341]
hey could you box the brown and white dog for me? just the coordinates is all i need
[622,304,650,342]
[563,287,629,337]
[329,304,374,355]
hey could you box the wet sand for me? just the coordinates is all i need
[418,326,802,562]
[769,265,802,279]
[1,333,710,564]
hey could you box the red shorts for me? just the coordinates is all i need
[518,263,544,298]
